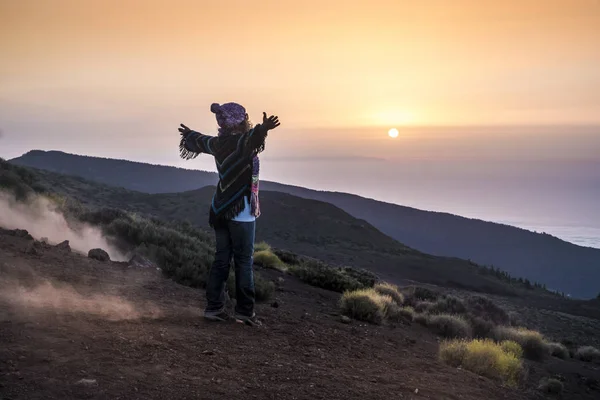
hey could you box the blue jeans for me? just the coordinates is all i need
[205,220,256,317]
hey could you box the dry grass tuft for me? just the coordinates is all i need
[538,378,564,394]
[440,339,523,386]
[374,282,404,305]
[340,288,394,325]
[546,342,569,360]
[575,346,600,362]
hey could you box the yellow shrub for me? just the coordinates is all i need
[253,250,287,272]
[439,339,468,367]
[340,288,394,324]
[254,241,271,252]
[374,282,404,305]
[440,339,523,387]
[500,340,523,359]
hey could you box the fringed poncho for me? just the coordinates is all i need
[179,126,267,227]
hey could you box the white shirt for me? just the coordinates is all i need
[231,196,256,222]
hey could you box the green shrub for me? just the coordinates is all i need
[374,282,404,305]
[500,340,523,359]
[414,313,428,326]
[494,326,547,360]
[427,314,472,338]
[399,306,415,321]
[538,378,564,394]
[341,266,377,288]
[402,285,440,306]
[74,209,216,288]
[272,249,300,265]
[414,301,435,313]
[440,339,523,386]
[255,274,276,301]
[290,259,367,293]
[429,295,467,315]
[465,296,510,325]
[547,342,569,359]
[340,289,393,325]
[575,346,600,362]
[253,250,287,272]
[226,269,274,302]
[387,305,415,322]
[439,339,468,367]
[469,316,495,339]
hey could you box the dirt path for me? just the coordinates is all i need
[0,231,528,400]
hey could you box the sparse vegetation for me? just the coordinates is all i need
[428,295,467,315]
[440,339,523,386]
[538,378,564,395]
[374,282,404,305]
[340,288,393,325]
[469,316,495,339]
[414,313,428,326]
[427,314,472,338]
[414,301,435,313]
[494,326,547,360]
[574,346,600,362]
[402,285,440,306]
[546,342,569,360]
[289,259,373,293]
[386,305,415,322]
[465,296,510,325]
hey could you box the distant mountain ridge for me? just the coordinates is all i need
[10,150,600,298]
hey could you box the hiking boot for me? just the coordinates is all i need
[204,310,230,322]
[234,313,262,327]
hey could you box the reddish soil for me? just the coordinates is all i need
[0,230,595,399]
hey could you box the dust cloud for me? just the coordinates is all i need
[0,191,125,261]
[0,280,162,321]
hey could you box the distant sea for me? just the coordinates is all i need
[498,222,600,249]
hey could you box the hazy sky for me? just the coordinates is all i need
[1,0,599,237]
[2,0,600,128]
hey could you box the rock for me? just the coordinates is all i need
[56,240,71,252]
[24,242,39,255]
[88,248,110,262]
[340,316,352,324]
[13,229,31,238]
[128,254,155,269]
[277,277,285,284]
[271,301,279,308]
[202,350,215,356]
[76,378,98,386]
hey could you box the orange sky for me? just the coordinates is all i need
[1,0,599,129]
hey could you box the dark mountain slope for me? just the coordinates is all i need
[11,150,218,193]
[10,150,600,298]
[1,160,529,296]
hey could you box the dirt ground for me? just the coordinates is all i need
[0,230,597,400]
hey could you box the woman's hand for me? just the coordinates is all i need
[262,113,281,131]
[178,124,191,135]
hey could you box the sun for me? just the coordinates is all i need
[388,128,399,138]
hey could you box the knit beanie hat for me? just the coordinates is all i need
[211,103,247,133]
